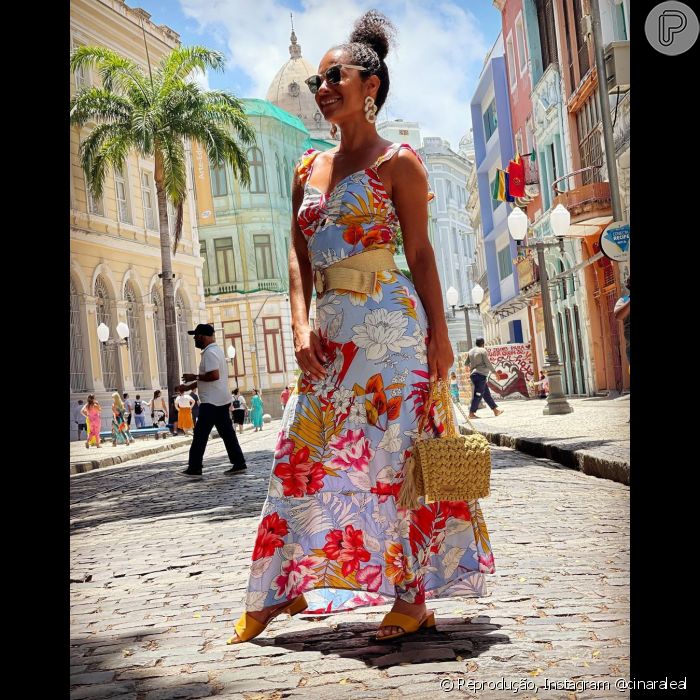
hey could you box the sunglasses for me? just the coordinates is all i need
[305,64,368,94]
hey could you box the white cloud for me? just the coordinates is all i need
[180,0,492,149]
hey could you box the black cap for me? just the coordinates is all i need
[188,323,215,336]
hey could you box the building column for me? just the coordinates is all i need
[84,296,106,393]
[115,300,134,392]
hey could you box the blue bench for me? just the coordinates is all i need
[99,427,171,441]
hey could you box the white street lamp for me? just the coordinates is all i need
[507,207,528,241]
[446,286,459,308]
[550,203,571,237]
[97,321,129,347]
[116,321,130,340]
[472,283,484,305]
[227,345,236,360]
[97,322,110,343]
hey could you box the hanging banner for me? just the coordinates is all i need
[192,141,216,227]
[599,221,630,262]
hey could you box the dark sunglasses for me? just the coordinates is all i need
[305,64,368,94]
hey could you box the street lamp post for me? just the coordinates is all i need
[508,207,573,415]
[97,321,130,348]
[227,344,239,390]
[446,284,485,351]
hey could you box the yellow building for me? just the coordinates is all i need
[70,0,205,437]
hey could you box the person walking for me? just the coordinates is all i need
[150,390,168,428]
[280,384,292,411]
[174,386,195,436]
[111,392,134,446]
[465,338,503,419]
[133,394,148,429]
[449,371,460,404]
[249,389,264,432]
[123,392,134,428]
[181,323,247,477]
[614,275,630,369]
[81,394,102,449]
[535,371,549,399]
[228,10,495,645]
[230,388,247,435]
[73,399,87,441]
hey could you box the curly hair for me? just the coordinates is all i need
[333,10,396,112]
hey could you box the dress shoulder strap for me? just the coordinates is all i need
[296,148,321,184]
[373,143,435,202]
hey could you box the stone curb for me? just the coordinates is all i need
[459,425,630,486]
[70,439,191,475]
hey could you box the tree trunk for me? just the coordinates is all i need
[154,153,181,427]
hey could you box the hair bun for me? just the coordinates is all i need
[349,9,396,61]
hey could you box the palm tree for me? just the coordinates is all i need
[70,45,255,419]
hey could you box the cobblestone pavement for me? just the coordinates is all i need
[70,420,630,699]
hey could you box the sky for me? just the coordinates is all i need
[127,0,503,151]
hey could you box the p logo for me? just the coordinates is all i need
[646,2,699,55]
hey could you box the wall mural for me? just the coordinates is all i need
[457,342,535,400]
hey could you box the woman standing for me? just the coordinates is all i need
[175,386,195,435]
[150,390,168,428]
[82,394,102,449]
[449,371,460,404]
[230,389,247,434]
[228,11,495,645]
[249,389,264,432]
[111,392,134,446]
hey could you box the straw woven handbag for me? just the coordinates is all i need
[397,379,491,509]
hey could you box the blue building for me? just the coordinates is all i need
[470,36,529,345]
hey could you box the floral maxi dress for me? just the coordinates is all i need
[243,143,495,615]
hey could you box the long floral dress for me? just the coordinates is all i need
[243,143,495,615]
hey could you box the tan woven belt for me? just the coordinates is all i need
[313,248,399,297]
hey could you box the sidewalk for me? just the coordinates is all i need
[456,395,630,485]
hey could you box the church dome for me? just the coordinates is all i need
[266,29,331,140]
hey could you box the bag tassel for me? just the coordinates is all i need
[397,454,420,510]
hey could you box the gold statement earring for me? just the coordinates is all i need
[330,124,338,139]
[364,96,377,123]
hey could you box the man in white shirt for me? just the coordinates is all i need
[123,393,134,427]
[73,399,86,440]
[181,323,247,477]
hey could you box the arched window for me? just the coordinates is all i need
[125,282,146,389]
[95,276,118,390]
[176,293,193,375]
[151,288,167,389]
[70,279,87,392]
[247,147,266,193]
[283,157,291,197]
[275,153,283,195]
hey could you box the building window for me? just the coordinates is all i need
[497,246,513,281]
[210,163,228,197]
[275,153,283,195]
[535,0,557,72]
[70,279,87,392]
[114,166,132,224]
[483,99,498,142]
[95,275,118,390]
[140,171,157,230]
[263,317,285,374]
[86,178,104,216]
[248,147,266,193]
[124,282,146,389]
[283,157,291,196]
[224,320,245,378]
[201,242,210,288]
[516,17,527,74]
[446,180,453,203]
[72,43,89,90]
[507,36,517,88]
[577,93,603,185]
[254,234,274,279]
[214,237,237,283]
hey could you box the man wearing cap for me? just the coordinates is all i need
[181,323,247,477]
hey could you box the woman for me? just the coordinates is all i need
[82,394,102,449]
[230,389,247,434]
[111,392,134,446]
[150,390,168,428]
[449,371,460,404]
[174,386,195,435]
[229,11,494,645]
[249,389,264,432]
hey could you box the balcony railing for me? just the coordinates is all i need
[204,278,285,296]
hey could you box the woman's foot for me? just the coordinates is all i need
[375,599,429,639]
[468,412,478,419]
[493,408,503,416]
[227,596,305,644]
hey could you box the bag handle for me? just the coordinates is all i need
[415,379,482,440]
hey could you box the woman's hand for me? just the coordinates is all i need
[427,333,454,383]
[293,324,327,382]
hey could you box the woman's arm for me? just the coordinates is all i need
[389,150,454,381]
[289,170,327,381]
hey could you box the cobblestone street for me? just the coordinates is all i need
[70,420,630,699]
